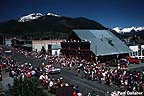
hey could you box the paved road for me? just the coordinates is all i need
[110,63,144,72]
[60,68,119,96]
[12,53,48,68]
[1,71,13,91]
[0,69,13,96]
[13,53,120,96]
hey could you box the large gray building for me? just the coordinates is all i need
[61,30,131,62]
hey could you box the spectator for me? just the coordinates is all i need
[75,86,80,94]
[73,90,77,96]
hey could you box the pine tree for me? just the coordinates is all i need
[12,77,46,96]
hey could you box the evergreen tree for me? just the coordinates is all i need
[12,77,46,96]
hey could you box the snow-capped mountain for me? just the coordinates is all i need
[47,13,60,17]
[0,13,105,37]
[18,13,44,22]
[18,13,60,22]
[113,26,144,33]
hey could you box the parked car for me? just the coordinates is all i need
[118,59,129,66]
[126,56,141,64]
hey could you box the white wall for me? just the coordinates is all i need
[129,45,139,52]
[32,40,62,55]
[129,45,144,59]
[52,49,61,56]
[32,43,48,52]
[5,39,12,46]
[129,45,139,57]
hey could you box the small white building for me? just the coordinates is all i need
[32,40,63,55]
[129,45,144,59]
[129,45,139,57]
[5,39,12,46]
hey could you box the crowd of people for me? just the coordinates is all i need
[0,46,84,96]
[14,48,144,92]
[1,45,144,96]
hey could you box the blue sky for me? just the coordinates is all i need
[0,0,144,28]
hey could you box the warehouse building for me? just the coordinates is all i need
[61,30,132,62]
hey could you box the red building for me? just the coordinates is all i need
[61,41,93,61]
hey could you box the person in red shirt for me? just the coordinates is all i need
[26,72,32,78]
[73,90,77,96]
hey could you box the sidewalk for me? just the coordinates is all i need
[0,69,14,96]
[1,70,13,91]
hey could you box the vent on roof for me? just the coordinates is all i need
[100,38,103,41]
[108,39,114,46]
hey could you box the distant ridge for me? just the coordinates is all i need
[0,13,106,39]
[113,26,144,33]
[113,26,144,45]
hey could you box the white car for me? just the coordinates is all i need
[118,59,129,66]
[49,67,61,74]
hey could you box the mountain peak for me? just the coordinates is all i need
[112,27,122,33]
[18,13,44,22]
[18,12,61,22]
[47,13,61,17]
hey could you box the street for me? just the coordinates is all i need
[12,53,120,96]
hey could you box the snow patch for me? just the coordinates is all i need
[112,27,122,33]
[18,12,61,22]
[113,26,144,33]
[47,13,61,17]
[18,13,44,22]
